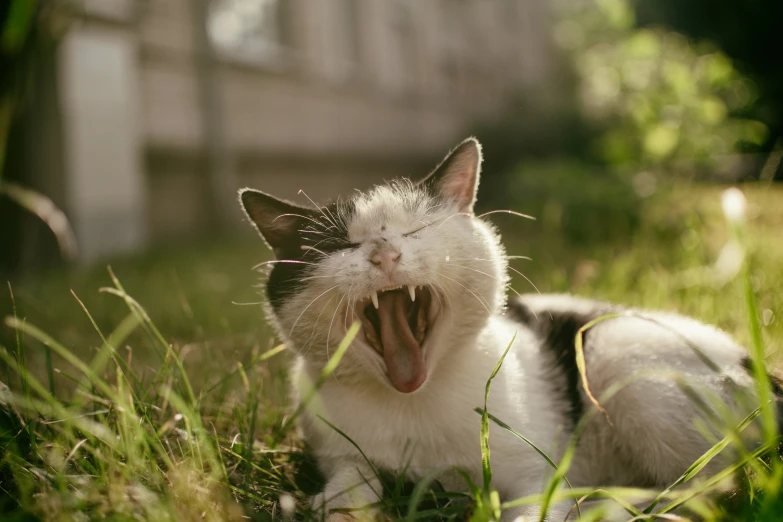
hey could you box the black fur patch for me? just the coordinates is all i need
[265,260,310,313]
[265,199,356,313]
[507,298,613,428]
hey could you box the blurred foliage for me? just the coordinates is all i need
[0,1,77,273]
[474,87,594,210]
[0,0,39,177]
[476,0,777,234]
[505,160,642,245]
[553,0,768,176]
[1,1,71,175]
[635,0,783,171]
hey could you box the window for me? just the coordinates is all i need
[208,0,288,63]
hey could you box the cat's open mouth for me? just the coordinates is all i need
[356,285,436,393]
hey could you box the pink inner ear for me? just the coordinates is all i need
[438,147,480,211]
[442,159,477,199]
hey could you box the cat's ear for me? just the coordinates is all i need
[419,137,482,213]
[239,188,313,257]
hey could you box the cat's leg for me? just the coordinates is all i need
[311,457,382,521]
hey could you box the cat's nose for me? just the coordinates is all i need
[371,249,401,276]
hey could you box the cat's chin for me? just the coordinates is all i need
[350,285,441,393]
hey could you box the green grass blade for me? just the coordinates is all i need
[643,403,765,513]
[164,387,222,482]
[70,291,143,406]
[657,440,776,515]
[405,470,449,522]
[741,258,776,444]
[203,343,286,397]
[3,317,119,403]
[476,408,581,518]
[278,321,360,438]
[316,414,383,498]
[481,332,516,494]
[502,486,659,511]
[102,268,197,406]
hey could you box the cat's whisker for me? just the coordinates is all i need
[300,274,336,281]
[504,267,552,319]
[434,212,472,231]
[476,209,536,221]
[322,201,342,232]
[302,293,340,355]
[507,265,544,296]
[274,212,331,232]
[299,228,328,237]
[288,285,340,338]
[308,236,345,252]
[445,263,500,282]
[252,259,318,270]
[301,245,329,257]
[446,262,527,301]
[343,285,356,332]
[312,237,334,252]
[448,255,532,262]
[298,189,340,231]
[429,280,455,324]
[437,272,492,315]
[325,294,347,364]
[506,285,525,300]
[300,274,347,282]
[447,269,499,308]
[231,300,265,306]
[299,265,353,282]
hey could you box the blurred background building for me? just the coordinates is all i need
[2,0,781,273]
[3,0,554,264]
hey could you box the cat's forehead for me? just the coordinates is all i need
[349,184,432,228]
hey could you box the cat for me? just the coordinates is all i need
[239,138,781,521]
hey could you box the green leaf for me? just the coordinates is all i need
[644,123,680,159]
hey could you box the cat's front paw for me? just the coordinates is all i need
[311,492,376,521]
[310,463,382,520]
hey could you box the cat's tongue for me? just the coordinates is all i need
[377,291,426,393]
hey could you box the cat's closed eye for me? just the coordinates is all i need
[300,241,360,256]
[402,223,432,237]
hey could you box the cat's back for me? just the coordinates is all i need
[505,292,752,421]
[508,292,748,368]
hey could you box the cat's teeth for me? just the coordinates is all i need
[371,291,379,309]
[408,285,416,301]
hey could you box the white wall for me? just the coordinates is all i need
[59,26,147,262]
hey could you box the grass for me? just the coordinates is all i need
[0,182,781,521]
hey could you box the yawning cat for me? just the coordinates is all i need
[239,138,780,521]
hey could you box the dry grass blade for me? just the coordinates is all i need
[573,313,626,420]
[0,181,78,260]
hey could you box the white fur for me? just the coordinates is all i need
[256,181,764,521]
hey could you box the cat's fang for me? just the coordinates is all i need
[371,291,379,309]
[408,285,416,301]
